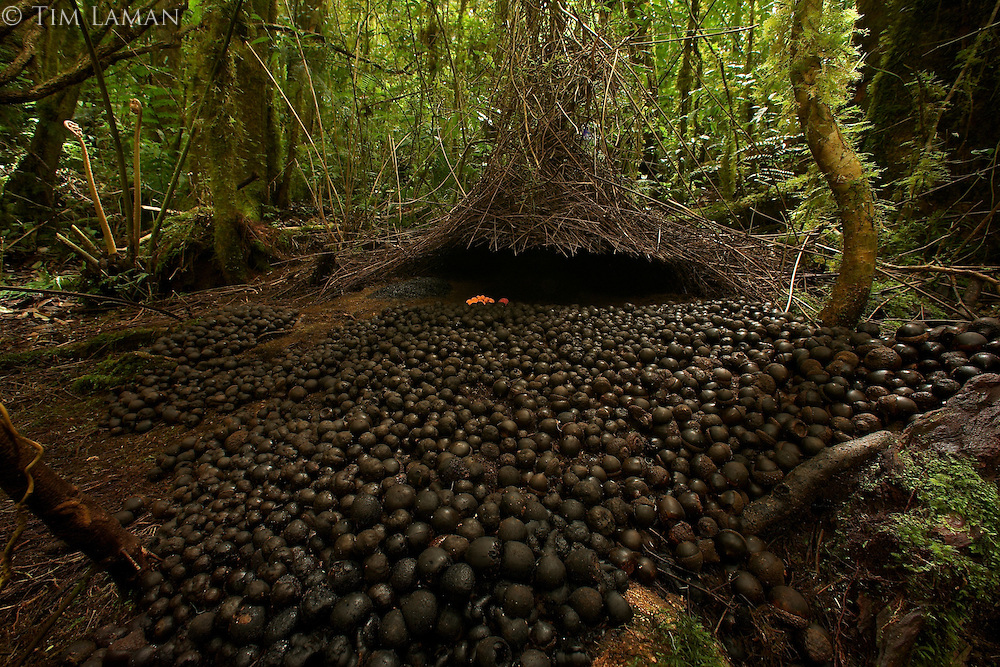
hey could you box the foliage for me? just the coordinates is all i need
[889,451,1000,664]
[0,0,996,300]
[864,275,948,329]
[0,265,81,299]
[757,0,886,234]
[637,608,730,667]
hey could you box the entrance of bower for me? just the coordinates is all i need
[431,246,698,304]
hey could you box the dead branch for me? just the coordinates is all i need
[0,286,182,320]
[741,430,897,536]
[0,24,186,105]
[879,262,1000,287]
[0,404,147,587]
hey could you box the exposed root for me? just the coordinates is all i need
[742,430,898,536]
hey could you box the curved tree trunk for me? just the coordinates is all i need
[790,0,877,327]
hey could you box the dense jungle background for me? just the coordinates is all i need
[1,0,997,309]
[2,0,1000,665]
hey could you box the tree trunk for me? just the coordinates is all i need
[0,85,81,244]
[0,408,147,585]
[790,0,877,327]
[677,0,700,176]
[192,0,276,283]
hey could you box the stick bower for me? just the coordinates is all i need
[326,144,785,300]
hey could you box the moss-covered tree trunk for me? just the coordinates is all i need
[0,21,84,246]
[191,0,277,283]
[676,0,700,176]
[0,85,81,243]
[790,0,877,327]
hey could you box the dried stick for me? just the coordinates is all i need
[11,564,100,667]
[880,262,999,287]
[0,286,181,320]
[785,232,810,312]
[54,233,101,270]
[69,224,101,258]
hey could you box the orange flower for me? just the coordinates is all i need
[466,294,494,305]
[498,297,509,305]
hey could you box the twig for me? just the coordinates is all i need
[11,563,99,667]
[880,262,999,287]
[69,225,101,258]
[785,232,810,312]
[875,267,971,318]
[0,286,182,320]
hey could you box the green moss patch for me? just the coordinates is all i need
[888,452,1000,664]
[0,327,162,371]
[638,610,730,667]
[70,351,162,394]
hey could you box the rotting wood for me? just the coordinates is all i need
[0,404,148,587]
[742,430,897,536]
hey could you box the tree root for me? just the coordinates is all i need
[742,430,897,536]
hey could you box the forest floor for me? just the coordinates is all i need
[1,257,997,666]
[0,260,397,665]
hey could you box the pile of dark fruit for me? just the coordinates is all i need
[72,300,999,666]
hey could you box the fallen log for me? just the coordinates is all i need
[742,430,897,536]
[0,404,147,587]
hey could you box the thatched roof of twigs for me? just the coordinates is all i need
[325,3,784,299]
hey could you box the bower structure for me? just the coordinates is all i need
[328,155,784,301]
[326,6,783,302]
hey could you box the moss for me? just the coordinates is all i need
[70,351,161,394]
[637,610,730,667]
[0,347,77,370]
[887,451,1000,664]
[72,328,160,357]
[155,208,213,269]
[0,327,162,370]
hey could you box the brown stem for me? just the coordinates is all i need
[64,121,117,256]
[69,224,101,258]
[55,233,102,270]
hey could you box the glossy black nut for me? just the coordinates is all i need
[473,636,513,667]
